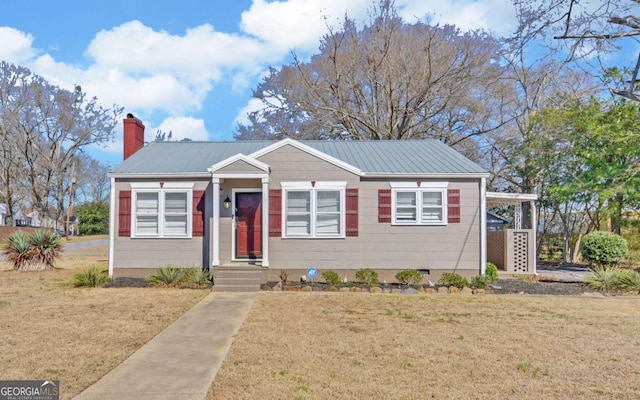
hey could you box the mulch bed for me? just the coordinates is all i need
[103,276,614,296]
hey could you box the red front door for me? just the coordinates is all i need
[235,192,262,259]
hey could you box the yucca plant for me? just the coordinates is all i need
[4,231,32,271]
[147,266,186,287]
[28,230,63,270]
[616,269,640,295]
[584,266,620,291]
[182,267,211,286]
[72,266,109,287]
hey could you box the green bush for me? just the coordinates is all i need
[72,266,109,287]
[470,275,488,289]
[147,266,186,287]
[75,201,109,235]
[355,268,379,286]
[581,231,628,267]
[584,266,620,291]
[438,272,469,289]
[322,270,342,285]
[486,262,499,282]
[395,269,423,286]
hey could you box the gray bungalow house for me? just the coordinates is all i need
[108,114,536,287]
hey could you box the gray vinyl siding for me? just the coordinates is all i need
[257,144,360,186]
[112,178,211,269]
[216,159,265,174]
[113,237,205,268]
[267,179,481,272]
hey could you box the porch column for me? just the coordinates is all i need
[480,177,487,275]
[212,177,220,266]
[108,177,116,277]
[261,177,270,267]
[531,200,537,275]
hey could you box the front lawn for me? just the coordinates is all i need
[0,246,208,399]
[209,293,640,399]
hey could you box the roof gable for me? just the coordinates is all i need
[249,138,362,176]
[208,153,270,174]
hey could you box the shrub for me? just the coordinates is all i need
[322,270,342,285]
[584,266,620,291]
[616,269,640,295]
[395,269,423,286]
[182,267,210,286]
[438,272,470,289]
[581,231,628,267]
[75,201,109,235]
[470,275,488,289]
[486,262,499,282]
[4,231,31,270]
[72,266,109,287]
[3,230,63,271]
[355,268,379,286]
[147,266,186,287]
[279,269,289,284]
[28,230,63,269]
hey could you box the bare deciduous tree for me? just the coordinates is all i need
[512,0,640,100]
[237,1,511,160]
[0,61,122,225]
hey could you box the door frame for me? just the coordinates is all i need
[231,188,262,261]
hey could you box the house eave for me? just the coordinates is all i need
[108,172,212,179]
[361,172,490,179]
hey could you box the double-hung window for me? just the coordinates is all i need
[282,182,346,238]
[131,183,193,238]
[391,182,448,225]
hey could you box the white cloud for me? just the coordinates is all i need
[0,27,38,63]
[233,97,266,127]
[398,0,516,35]
[240,0,371,54]
[151,117,209,142]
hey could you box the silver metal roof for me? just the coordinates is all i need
[110,139,487,176]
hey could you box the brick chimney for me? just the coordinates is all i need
[123,113,145,160]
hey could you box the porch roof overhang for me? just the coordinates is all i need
[486,192,537,208]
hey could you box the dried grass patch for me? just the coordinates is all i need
[0,247,208,399]
[209,293,640,399]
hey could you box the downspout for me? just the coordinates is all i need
[108,176,116,278]
[480,177,487,275]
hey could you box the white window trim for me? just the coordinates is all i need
[281,181,347,239]
[130,182,194,238]
[390,182,449,226]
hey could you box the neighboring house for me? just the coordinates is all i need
[109,114,536,282]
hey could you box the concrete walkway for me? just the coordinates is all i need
[536,264,588,282]
[75,292,257,400]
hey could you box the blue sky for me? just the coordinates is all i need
[0,0,636,168]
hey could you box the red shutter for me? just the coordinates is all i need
[447,189,461,223]
[118,190,131,237]
[269,189,282,237]
[378,189,392,223]
[192,190,206,236]
[345,188,358,237]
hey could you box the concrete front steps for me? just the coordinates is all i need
[212,267,262,292]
